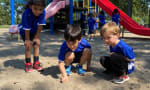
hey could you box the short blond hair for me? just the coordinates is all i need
[100,22,120,36]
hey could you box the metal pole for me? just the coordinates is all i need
[148,5,150,28]
[69,0,73,24]
[10,0,15,25]
[50,17,53,35]
[89,0,91,13]
[148,2,150,27]
[95,0,96,13]
[49,0,53,35]
[83,0,84,8]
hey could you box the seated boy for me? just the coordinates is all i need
[100,22,135,84]
[58,24,92,83]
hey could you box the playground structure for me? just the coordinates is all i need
[50,0,101,35]
[9,0,100,37]
[95,0,150,36]
[9,0,66,40]
[9,0,150,38]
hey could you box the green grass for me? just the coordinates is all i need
[0,25,10,28]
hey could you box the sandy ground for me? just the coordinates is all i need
[0,28,150,90]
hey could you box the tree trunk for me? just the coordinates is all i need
[148,8,150,28]
[127,0,132,17]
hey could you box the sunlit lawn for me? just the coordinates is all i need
[0,25,10,28]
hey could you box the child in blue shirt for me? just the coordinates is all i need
[58,25,92,83]
[18,0,46,72]
[88,13,96,41]
[112,8,120,26]
[100,22,135,84]
[98,10,106,30]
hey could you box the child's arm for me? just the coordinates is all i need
[123,56,135,62]
[58,61,69,83]
[110,52,135,62]
[34,25,43,39]
[33,25,43,45]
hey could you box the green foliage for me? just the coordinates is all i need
[110,0,127,13]
[0,0,11,25]
[15,1,25,24]
[132,0,148,24]
[110,0,148,24]
[0,0,26,25]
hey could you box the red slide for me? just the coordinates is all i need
[95,0,150,36]
[45,0,65,20]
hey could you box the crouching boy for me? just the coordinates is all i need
[58,25,92,83]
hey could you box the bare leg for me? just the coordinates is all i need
[88,34,91,40]
[91,34,94,39]
[79,48,92,71]
[33,45,39,57]
[25,44,32,60]
[64,52,75,66]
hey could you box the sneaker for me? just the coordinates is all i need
[87,38,90,41]
[65,65,71,76]
[76,65,85,75]
[112,75,130,84]
[25,63,33,72]
[33,61,43,71]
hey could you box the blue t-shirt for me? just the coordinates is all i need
[88,17,96,31]
[112,14,120,25]
[58,38,91,62]
[98,15,105,25]
[18,8,46,36]
[110,40,135,74]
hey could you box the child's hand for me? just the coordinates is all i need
[24,40,32,48]
[110,52,115,55]
[33,38,40,46]
[61,76,69,83]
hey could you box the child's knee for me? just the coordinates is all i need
[65,52,75,60]
[25,45,32,51]
[83,48,92,56]
[33,45,40,48]
[100,56,105,66]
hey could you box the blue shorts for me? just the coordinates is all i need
[127,61,135,74]
[88,30,94,34]
[21,34,35,42]
[72,51,83,63]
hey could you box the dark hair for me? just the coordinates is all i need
[112,8,119,16]
[64,24,82,41]
[25,0,46,8]
[100,10,104,15]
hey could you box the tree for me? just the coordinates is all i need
[0,0,26,25]
[127,0,132,17]
[132,0,147,24]
[0,0,11,25]
[110,0,148,24]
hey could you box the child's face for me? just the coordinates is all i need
[30,5,44,17]
[102,31,119,46]
[66,40,80,51]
